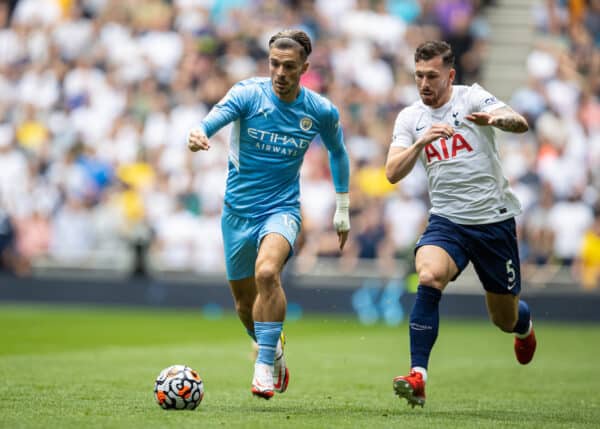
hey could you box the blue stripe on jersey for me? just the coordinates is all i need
[200,77,349,218]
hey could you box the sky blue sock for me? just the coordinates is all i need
[254,321,283,366]
[512,300,531,335]
[409,285,441,369]
[246,328,256,342]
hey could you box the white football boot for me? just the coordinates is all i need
[251,362,275,399]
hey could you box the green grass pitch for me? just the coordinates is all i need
[0,303,599,429]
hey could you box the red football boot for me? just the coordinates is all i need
[393,370,426,408]
[515,324,537,365]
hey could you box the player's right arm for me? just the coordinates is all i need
[187,84,246,152]
[188,127,210,152]
[385,112,454,184]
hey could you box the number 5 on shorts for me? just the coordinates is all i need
[506,259,516,290]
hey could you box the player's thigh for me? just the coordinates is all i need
[414,214,469,289]
[415,245,460,290]
[221,211,259,281]
[256,233,292,273]
[256,211,301,273]
[469,218,521,295]
[485,291,519,331]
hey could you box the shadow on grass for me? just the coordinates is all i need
[213,402,597,426]
[426,409,596,426]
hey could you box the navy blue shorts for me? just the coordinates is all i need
[416,214,521,295]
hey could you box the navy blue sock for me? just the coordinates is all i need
[512,300,531,335]
[254,321,283,366]
[246,328,257,342]
[409,285,442,369]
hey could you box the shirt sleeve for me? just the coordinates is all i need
[320,104,350,193]
[469,83,506,113]
[200,82,248,138]
[390,109,414,148]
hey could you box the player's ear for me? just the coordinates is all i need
[448,67,456,85]
[301,61,310,75]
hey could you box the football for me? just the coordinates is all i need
[154,365,204,410]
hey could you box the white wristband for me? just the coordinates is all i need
[335,192,350,210]
[333,192,350,232]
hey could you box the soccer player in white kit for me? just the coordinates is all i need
[385,41,537,408]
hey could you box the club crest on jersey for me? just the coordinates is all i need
[424,133,473,164]
[300,117,313,131]
[452,111,461,126]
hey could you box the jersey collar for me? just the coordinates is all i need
[423,86,456,114]
[269,84,306,107]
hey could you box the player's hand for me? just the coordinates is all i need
[465,112,494,126]
[333,193,350,251]
[187,127,210,152]
[336,229,349,251]
[418,123,455,146]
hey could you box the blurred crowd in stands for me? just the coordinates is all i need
[0,0,598,290]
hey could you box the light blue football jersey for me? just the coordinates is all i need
[200,77,349,218]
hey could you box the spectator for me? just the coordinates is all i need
[574,207,600,290]
[547,189,594,266]
[0,207,29,275]
[1,0,596,291]
[49,193,95,263]
[522,183,556,265]
[14,207,51,262]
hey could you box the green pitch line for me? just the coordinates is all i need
[0,303,598,429]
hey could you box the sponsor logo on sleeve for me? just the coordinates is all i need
[483,96,497,105]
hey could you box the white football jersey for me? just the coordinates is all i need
[391,84,521,225]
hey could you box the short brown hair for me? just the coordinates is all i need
[414,41,454,67]
[268,29,312,61]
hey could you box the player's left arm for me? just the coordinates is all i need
[466,106,529,133]
[320,106,351,251]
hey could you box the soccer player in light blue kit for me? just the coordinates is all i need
[187,29,351,399]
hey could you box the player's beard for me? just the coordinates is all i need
[273,78,298,99]
[274,79,288,94]
[421,83,450,107]
[420,90,436,105]
[419,83,436,105]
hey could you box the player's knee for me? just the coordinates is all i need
[417,269,446,290]
[255,263,280,288]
